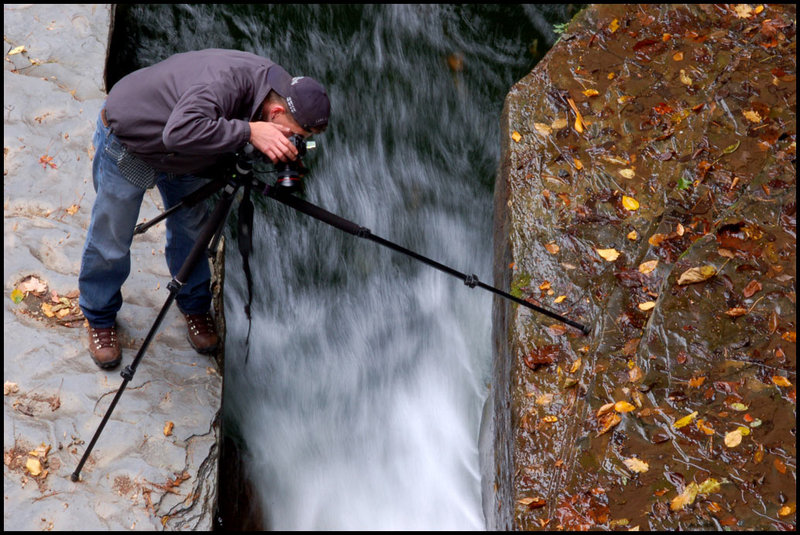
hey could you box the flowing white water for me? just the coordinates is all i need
[110,4,575,529]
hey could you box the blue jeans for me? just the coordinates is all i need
[79,110,212,327]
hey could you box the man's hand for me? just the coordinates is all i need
[249,121,298,163]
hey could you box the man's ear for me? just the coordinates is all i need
[267,104,286,122]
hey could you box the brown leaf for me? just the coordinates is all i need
[524,345,559,368]
[677,265,717,285]
[725,307,747,317]
[742,280,762,298]
[596,411,621,436]
[519,496,547,509]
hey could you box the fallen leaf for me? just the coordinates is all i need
[771,376,792,387]
[648,233,667,247]
[596,412,621,436]
[39,154,57,169]
[688,376,706,388]
[677,265,717,285]
[25,457,42,476]
[511,131,522,142]
[551,117,568,130]
[614,400,636,413]
[622,196,639,210]
[743,110,762,123]
[670,482,699,511]
[673,411,698,429]
[696,419,715,435]
[542,415,558,423]
[41,303,55,318]
[679,69,693,85]
[554,295,567,303]
[779,504,796,517]
[7,45,26,56]
[724,429,743,448]
[627,230,638,241]
[569,358,581,373]
[17,276,47,294]
[638,301,656,311]
[774,458,787,474]
[534,123,552,136]
[673,51,684,61]
[698,478,721,495]
[733,4,754,18]
[742,280,762,298]
[544,242,560,254]
[518,496,547,509]
[628,365,643,382]
[596,248,620,262]
[619,168,636,179]
[725,307,748,317]
[10,289,24,304]
[66,204,79,216]
[609,18,620,33]
[638,260,658,274]
[623,458,649,473]
[4,381,20,395]
[782,331,796,342]
[536,393,553,406]
[163,421,174,437]
[729,402,748,411]
[582,89,599,97]
[597,402,616,417]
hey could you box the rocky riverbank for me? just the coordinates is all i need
[4,5,221,530]
[489,3,795,530]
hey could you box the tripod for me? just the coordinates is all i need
[72,143,589,482]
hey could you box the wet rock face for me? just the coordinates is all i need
[493,4,795,530]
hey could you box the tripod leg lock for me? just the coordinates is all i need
[464,274,479,288]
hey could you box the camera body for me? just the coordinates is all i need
[274,134,315,193]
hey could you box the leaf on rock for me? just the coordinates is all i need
[623,458,649,473]
[638,260,658,274]
[511,131,522,142]
[677,265,717,285]
[619,168,636,179]
[725,307,748,317]
[596,248,620,262]
[673,411,698,429]
[772,376,792,387]
[622,196,640,210]
[534,123,552,136]
[163,421,174,437]
[10,289,24,304]
[638,301,656,311]
[743,110,763,123]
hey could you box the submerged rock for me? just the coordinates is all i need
[490,4,795,530]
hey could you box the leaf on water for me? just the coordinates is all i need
[536,393,553,406]
[597,402,616,417]
[534,123,552,136]
[672,51,684,61]
[627,230,638,241]
[688,376,706,388]
[771,375,792,387]
[582,89,599,97]
[623,458,649,473]
[609,18,620,33]
[673,411,698,429]
[551,117,568,130]
[619,168,635,179]
[679,69,693,85]
[696,419,715,435]
[524,345,559,368]
[614,400,636,413]
[742,280,762,298]
[779,504,796,517]
[724,429,743,448]
[518,496,547,509]
[670,482,699,511]
[729,402,748,411]
[638,301,656,311]
[569,358,582,373]
[697,478,721,495]
[542,415,558,423]
[638,259,658,274]
[628,365,644,383]
[622,196,639,210]
[511,131,522,142]
[677,265,717,285]
[774,458,787,474]
[596,248,620,262]
[596,411,622,436]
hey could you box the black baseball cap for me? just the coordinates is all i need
[268,65,330,131]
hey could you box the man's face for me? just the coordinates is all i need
[261,100,316,139]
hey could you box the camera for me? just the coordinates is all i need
[274,134,316,193]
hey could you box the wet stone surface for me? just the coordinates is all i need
[494,4,795,530]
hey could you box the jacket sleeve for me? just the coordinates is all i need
[161,78,252,154]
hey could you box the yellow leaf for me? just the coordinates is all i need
[619,168,635,179]
[573,157,584,170]
[10,289,24,304]
[536,393,553,406]
[771,376,792,387]
[511,131,522,142]
[677,265,717,285]
[8,45,26,56]
[551,117,568,130]
[670,482,699,511]
[554,295,567,304]
[736,426,750,436]
[163,421,174,437]
[779,504,797,517]
[596,248,620,262]
[724,429,743,448]
[679,69,692,86]
[570,358,582,374]
[673,51,684,61]
[25,457,42,476]
[617,95,635,105]
[696,419,715,435]
[698,478,721,495]
[733,4,753,18]
[41,303,55,318]
[729,402,748,411]
[582,89,599,97]
[533,123,552,136]
[66,204,79,216]
[4,381,20,395]
[609,18,620,33]
[638,301,656,311]
[673,411,698,429]
[621,196,639,210]
[743,110,762,123]
[542,415,558,423]
[614,400,636,413]
[623,458,649,473]
[627,230,638,241]
[638,259,659,274]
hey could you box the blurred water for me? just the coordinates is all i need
[110,4,580,529]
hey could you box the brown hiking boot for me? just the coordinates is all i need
[87,324,122,369]
[184,312,219,355]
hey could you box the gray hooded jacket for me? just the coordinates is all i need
[105,49,283,174]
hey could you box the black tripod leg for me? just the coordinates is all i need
[71,182,239,482]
